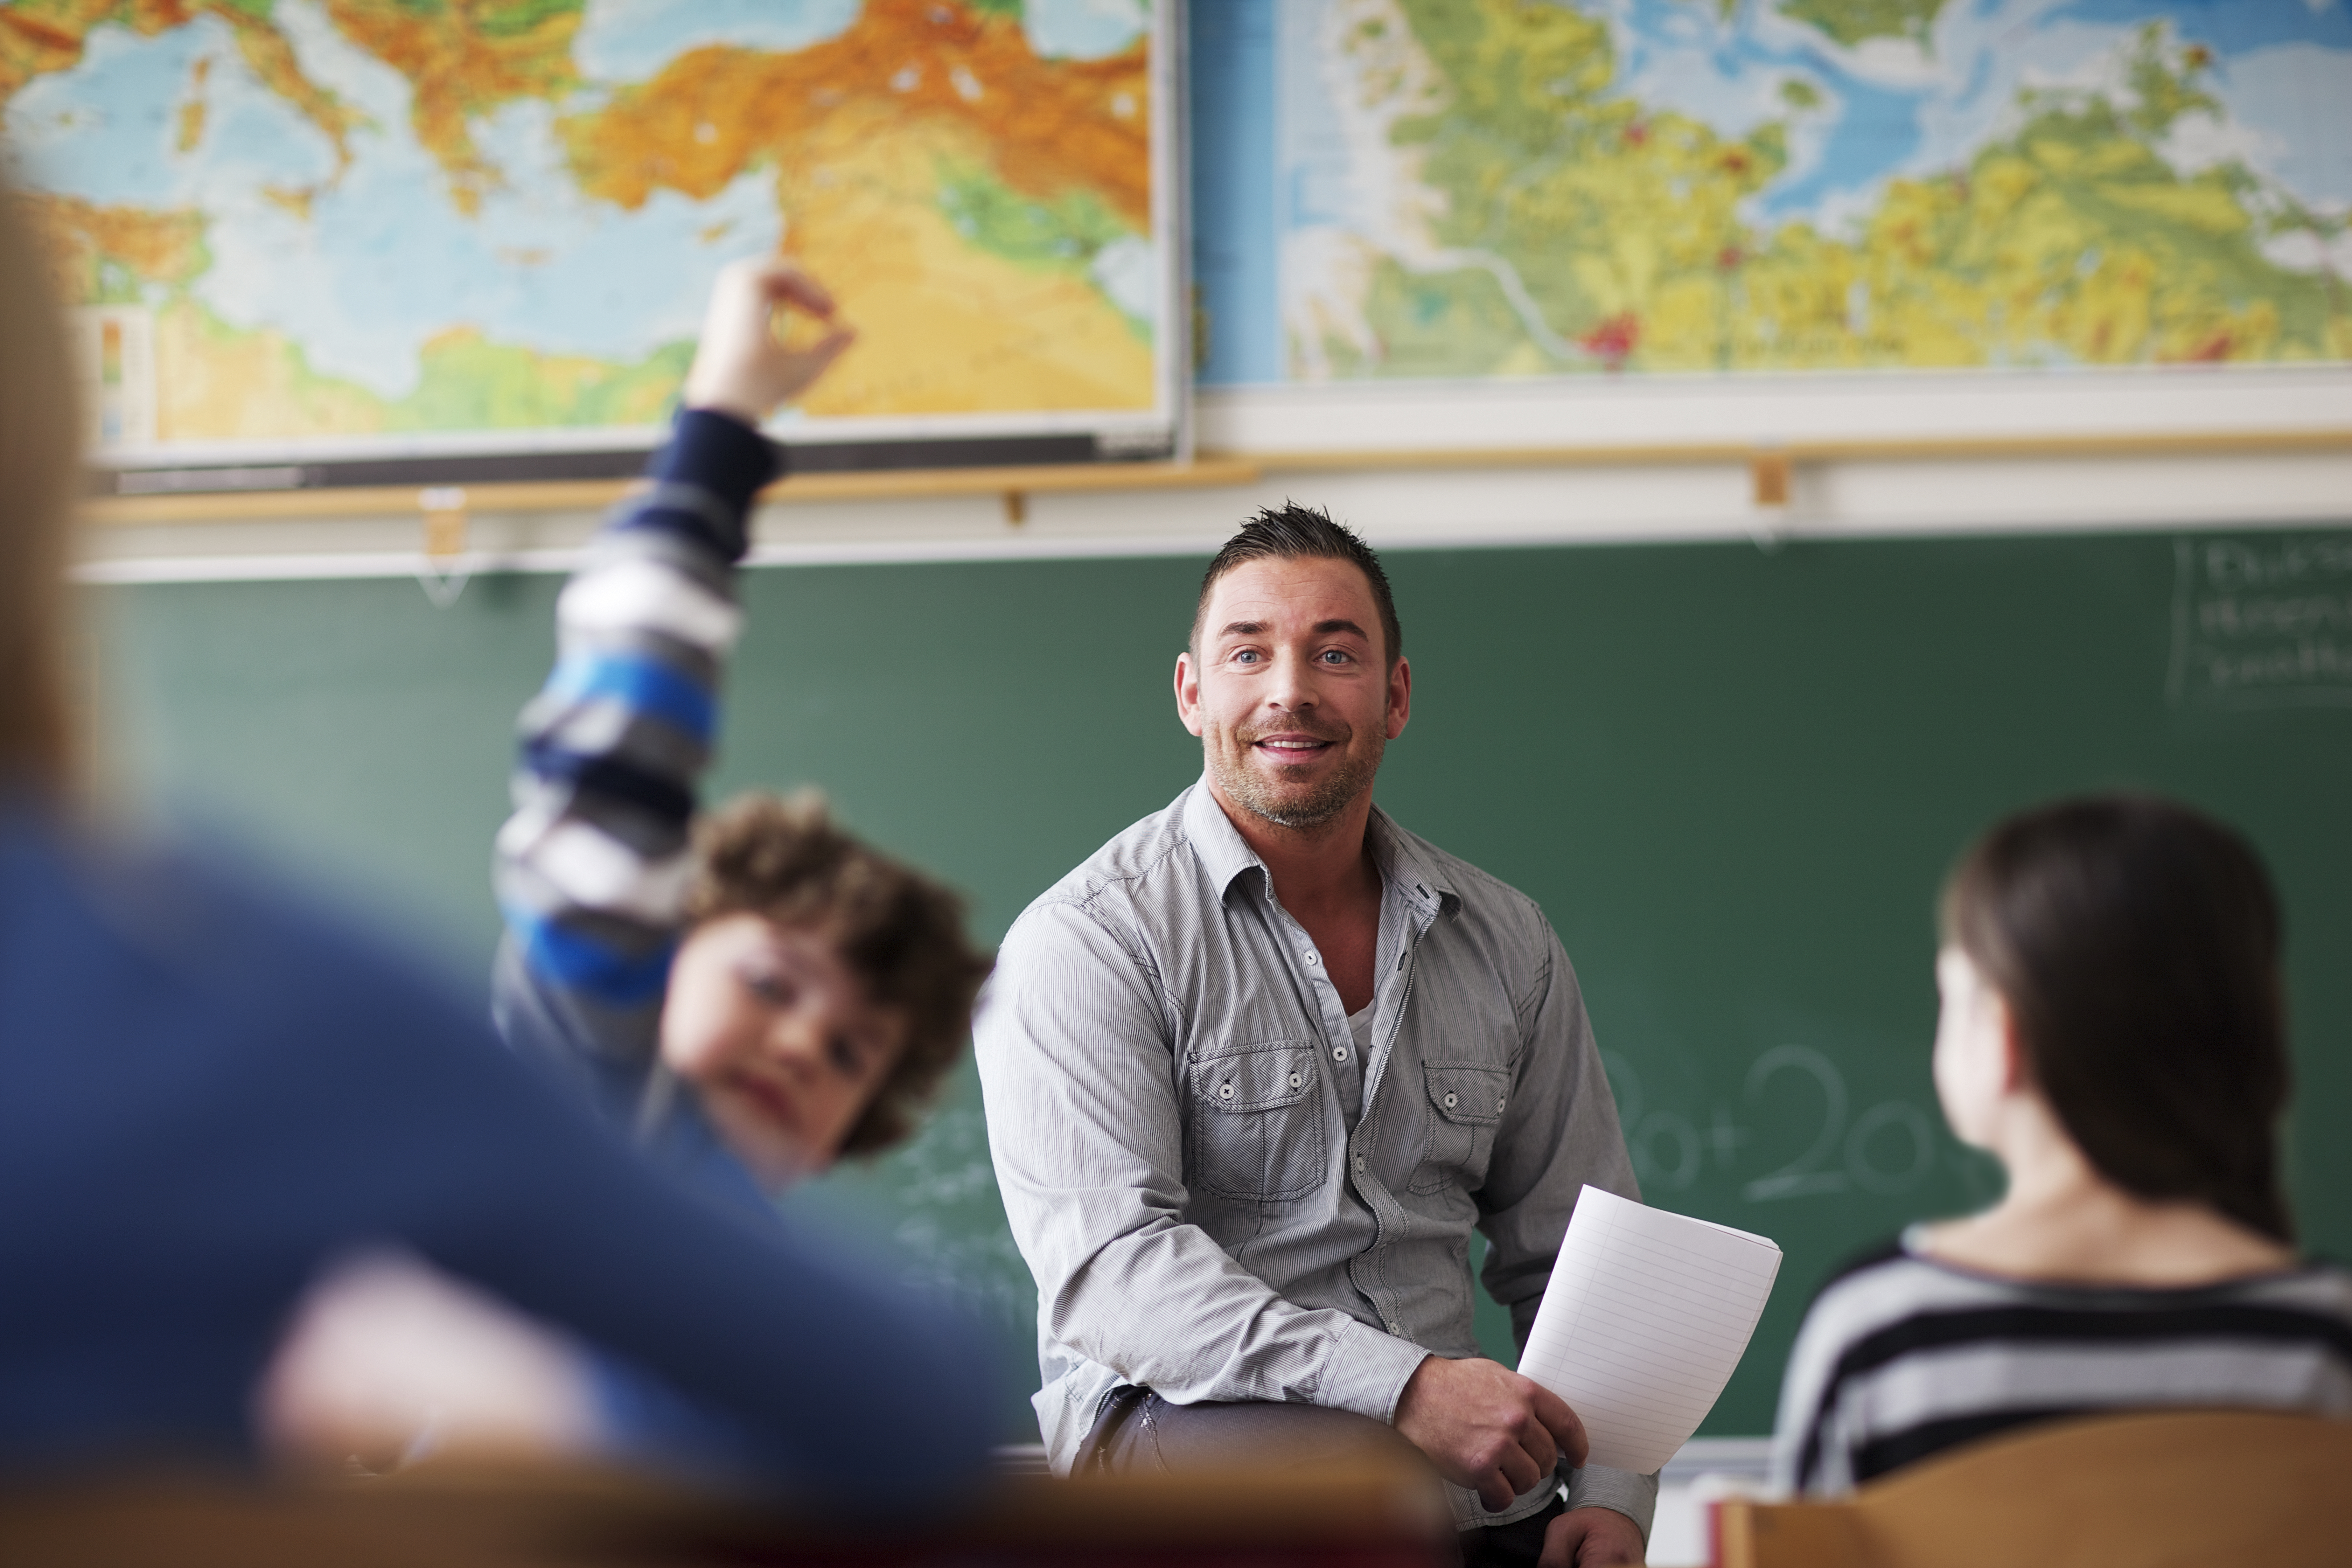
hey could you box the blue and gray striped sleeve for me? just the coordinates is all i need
[493,410,778,1069]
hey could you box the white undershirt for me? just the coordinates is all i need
[1338,1002,1373,1126]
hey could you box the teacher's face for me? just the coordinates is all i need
[1176,555,1411,831]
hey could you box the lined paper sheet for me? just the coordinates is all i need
[1518,1186,1783,1474]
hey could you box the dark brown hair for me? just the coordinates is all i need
[1940,794,2293,1242]
[1193,503,1402,667]
[0,175,82,794]
[684,791,993,1158]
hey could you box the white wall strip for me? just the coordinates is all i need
[1196,368,2352,454]
[73,451,2352,586]
[72,533,1230,586]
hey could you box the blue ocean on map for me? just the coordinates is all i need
[574,0,1142,74]
[1610,0,2352,227]
[4,5,774,406]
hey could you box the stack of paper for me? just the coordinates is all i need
[1518,1186,1783,1474]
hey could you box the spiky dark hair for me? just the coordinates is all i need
[1191,503,1402,665]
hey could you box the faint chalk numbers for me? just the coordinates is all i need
[1607,1044,1939,1202]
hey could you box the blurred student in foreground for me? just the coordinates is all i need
[264,255,996,1464]
[0,172,998,1488]
[1772,795,2352,1496]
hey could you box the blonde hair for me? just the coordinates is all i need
[0,171,81,793]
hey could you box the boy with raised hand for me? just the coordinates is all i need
[493,259,993,1200]
[260,262,998,1472]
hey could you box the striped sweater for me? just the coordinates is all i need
[491,409,774,1201]
[1771,1232,2352,1495]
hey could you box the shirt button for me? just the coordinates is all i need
[1354,1154,1366,1170]
[1305,953,1320,966]
[1218,1083,1234,1100]
[1443,1091,1458,1109]
[1497,1096,1508,1112]
[1288,1072,1303,1089]
[1386,1321,1402,1335]
[1333,1045,1348,1061]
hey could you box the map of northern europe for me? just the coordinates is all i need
[1,0,1162,456]
[1277,0,2352,381]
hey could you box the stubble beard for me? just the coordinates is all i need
[1210,722,1386,832]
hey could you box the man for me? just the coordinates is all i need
[977,507,1651,1567]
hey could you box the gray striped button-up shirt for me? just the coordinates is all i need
[977,781,1655,1534]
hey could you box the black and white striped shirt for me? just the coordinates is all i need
[1771,1233,2352,1495]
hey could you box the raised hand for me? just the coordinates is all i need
[679,256,856,426]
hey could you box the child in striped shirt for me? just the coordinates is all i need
[262,261,997,1467]
[492,258,993,1202]
[1771,795,2352,1496]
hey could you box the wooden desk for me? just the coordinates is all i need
[0,1454,1452,1568]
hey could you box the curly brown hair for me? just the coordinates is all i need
[683,791,993,1158]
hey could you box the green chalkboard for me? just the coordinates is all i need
[90,526,2352,1443]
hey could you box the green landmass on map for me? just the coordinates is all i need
[1327,4,2349,379]
[1681,0,1945,47]
[937,163,1125,272]
[937,163,1151,338]
[1775,0,1948,49]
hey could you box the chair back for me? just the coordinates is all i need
[1715,1410,2352,1568]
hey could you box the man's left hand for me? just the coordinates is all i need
[1538,1505,1646,1567]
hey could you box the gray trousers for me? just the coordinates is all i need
[1082,1388,1564,1568]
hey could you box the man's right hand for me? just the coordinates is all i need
[1393,1355,1590,1512]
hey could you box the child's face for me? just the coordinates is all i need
[659,913,909,1189]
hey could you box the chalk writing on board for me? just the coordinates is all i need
[810,1075,1039,1345]
[1603,1047,1941,1203]
[2168,534,2352,708]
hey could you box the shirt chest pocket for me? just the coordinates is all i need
[1184,1040,1327,1202]
[1408,1061,1512,1195]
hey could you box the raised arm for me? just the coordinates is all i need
[493,263,853,1083]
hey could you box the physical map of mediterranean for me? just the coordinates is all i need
[1276,0,2352,381]
[2,0,1161,456]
